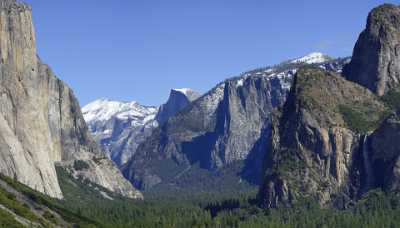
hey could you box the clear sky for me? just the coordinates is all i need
[24,0,394,106]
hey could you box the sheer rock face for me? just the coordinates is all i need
[344,4,400,96]
[122,56,347,192]
[370,111,400,192]
[123,69,294,190]
[0,1,141,199]
[122,62,300,190]
[155,88,201,126]
[260,4,400,208]
[82,89,199,168]
[258,68,388,208]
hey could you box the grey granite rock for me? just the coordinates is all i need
[0,1,141,199]
[344,4,400,96]
[156,88,201,125]
[82,88,200,168]
[370,110,400,192]
[122,56,347,192]
[82,99,158,167]
[258,68,389,208]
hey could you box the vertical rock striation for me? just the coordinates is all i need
[370,110,400,192]
[0,0,141,199]
[258,68,389,208]
[122,57,347,192]
[0,0,63,198]
[82,88,200,168]
[82,99,158,167]
[344,4,400,96]
[156,88,201,126]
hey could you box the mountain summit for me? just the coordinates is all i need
[344,4,400,96]
[258,68,389,208]
[121,53,348,194]
[259,4,400,208]
[291,52,332,64]
[83,88,200,167]
[156,88,201,125]
[83,99,158,166]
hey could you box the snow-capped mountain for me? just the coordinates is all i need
[122,53,350,193]
[290,52,332,64]
[83,89,200,167]
[83,52,348,179]
[82,99,159,166]
[83,99,158,125]
[172,88,201,101]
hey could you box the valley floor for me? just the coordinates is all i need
[0,169,399,228]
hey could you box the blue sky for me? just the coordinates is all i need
[24,0,394,106]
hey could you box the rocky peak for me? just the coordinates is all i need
[343,4,400,96]
[155,88,200,125]
[122,56,347,192]
[172,88,200,101]
[258,68,389,208]
[83,99,157,125]
[82,88,200,168]
[366,4,400,32]
[83,99,158,166]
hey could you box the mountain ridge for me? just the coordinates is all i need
[258,4,400,208]
[83,88,200,167]
[258,67,389,208]
[121,53,349,195]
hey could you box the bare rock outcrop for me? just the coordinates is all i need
[122,57,347,192]
[258,68,389,208]
[155,88,201,125]
[0,0,141,199]
[370,110,400,192]
[344,4,400,96]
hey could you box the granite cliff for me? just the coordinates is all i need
[0,0,141,199]
[344,4,400,96]
[258,68,389,208]
[259,4,400,208]
[83,88,200,167]
[122,54,348,194]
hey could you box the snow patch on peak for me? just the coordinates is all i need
[82,99,157,123]
[171,88,201,102]
[172,88,194,95]
[236,79,244,88]
[291,52,330,64]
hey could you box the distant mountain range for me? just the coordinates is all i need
[83,52,350,197]
[83,88,200,167]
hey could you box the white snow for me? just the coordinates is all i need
[291,52,329,64]
[201,84,225,114]
[265,68,274,74]
[173,88,193,96]
[143,114,157,124]
[82,98,158,123]
[236,78,244,87]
